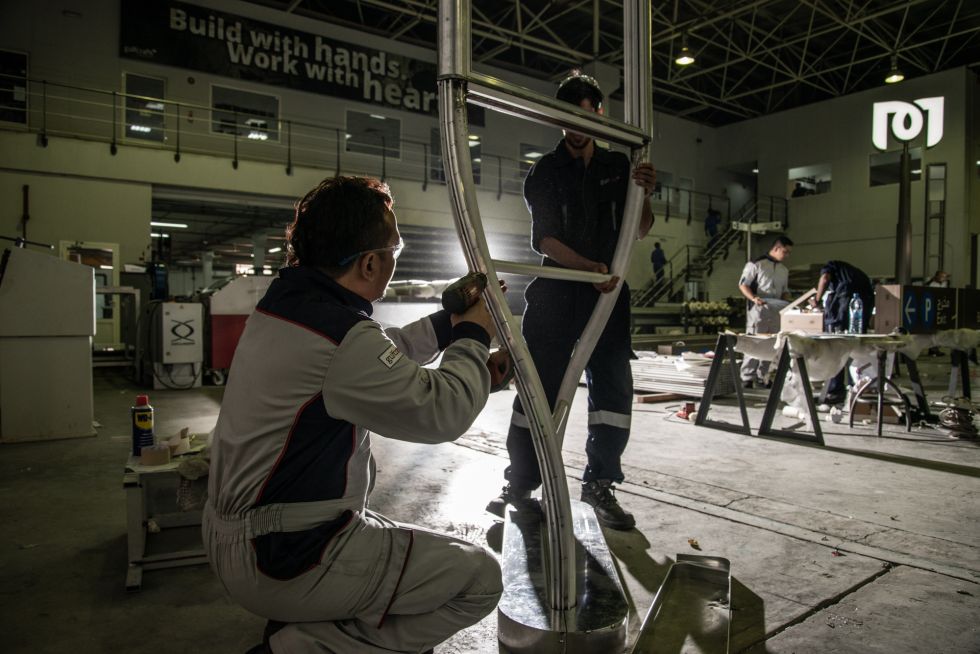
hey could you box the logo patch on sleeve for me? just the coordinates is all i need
[378,344,403,369]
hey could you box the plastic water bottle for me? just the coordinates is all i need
[131,394,155,456]
[848,294,864,334]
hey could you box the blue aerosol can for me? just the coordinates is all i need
[131,394,155,456]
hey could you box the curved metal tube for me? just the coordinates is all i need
[438,79,577,625]
[554,0,653,444]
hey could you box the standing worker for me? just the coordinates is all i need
[203,176,502,654]
[486,72,657,530]
[809,260,874,402]
[651,242,667,287]
[737,235,794,388]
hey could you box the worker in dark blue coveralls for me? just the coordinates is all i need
[486,72,656,530]
[809,260,874,403]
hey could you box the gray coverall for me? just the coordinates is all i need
[203,266,502,653]
[739,255,789,383]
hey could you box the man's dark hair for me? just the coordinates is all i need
[556,72,603,110]
[771,235,794,249]
[286,176,393,275]
[654,242,661,248]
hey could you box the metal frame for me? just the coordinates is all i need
[695,334,752,436]
[757,342,825,445]
[437,0,650,647]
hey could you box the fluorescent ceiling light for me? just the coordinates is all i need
[99,265,113,270]
[247,131,268,140]
[752,168,759,174]
[150,233,170,238]
[145,102,165,111]
[524,151,543,159]
[268,246,282,253]
[151,221,188,228]
[468,135,480,141]
[129,124,152,133]
[911,169,922,174]
[468,141,480,147]
[369,114,386,120]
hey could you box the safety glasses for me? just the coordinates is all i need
[337,239,404,266]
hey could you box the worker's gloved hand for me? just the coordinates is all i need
[453,297,496,340]
[487,349,514,392]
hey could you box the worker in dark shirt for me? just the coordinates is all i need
[651,242,667,285]
[486,72,656,530]
[810,260,874,402]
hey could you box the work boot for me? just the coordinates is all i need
[486,483,536,518]
[581,480,635,530]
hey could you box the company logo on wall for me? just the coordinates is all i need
[871,97,944,150]
[119,0,483,122]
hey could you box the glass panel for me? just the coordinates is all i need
[211,85,280,141]
[520,143,546,178]
[0,49,28,125]
[345,111,400,159]
[124,73,166,142]
[788,163,832,197]
[869,147,922,187]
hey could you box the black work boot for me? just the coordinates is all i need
[486,483,537,518]
[581,480,635,530]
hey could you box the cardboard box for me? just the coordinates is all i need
[780,288,824,334]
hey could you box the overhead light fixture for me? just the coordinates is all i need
[151,221,188,228]
[150,233,170,239]
[752,168,759,174]
[885,55,904,84]
[524,151,543,159]
[675,34,695,66]
[268,246,282,254]
[468,135,480,141]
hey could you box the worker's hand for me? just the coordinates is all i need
[452,297,496,339]
[487,349,514,392]
[632,163,657,196]
[808,296,818,309]
[589,262,620,293]
[752,296,767,307]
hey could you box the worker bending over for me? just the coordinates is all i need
[203,176,502,654]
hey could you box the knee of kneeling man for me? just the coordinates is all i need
[470,550,503,598]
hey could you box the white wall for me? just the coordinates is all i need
[712,67,972,288]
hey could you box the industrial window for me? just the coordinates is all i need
[519,143,547,177]
[346,111,400,159]
[869,147,922,187]
[211,85,280,142]
[0,49,28,125]
[788,163,831,197]
[429,128,481,184]
[124,73,166,143]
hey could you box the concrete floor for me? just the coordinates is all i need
[1,358,978,653]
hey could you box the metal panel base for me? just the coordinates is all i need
[630,554,731,654]
[498,500,628,653]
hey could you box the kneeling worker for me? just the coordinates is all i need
[203,176,502,654]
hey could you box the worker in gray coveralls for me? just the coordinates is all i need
[203,176,502,654]
[737,235,793,387]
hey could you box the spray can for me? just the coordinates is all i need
[131,394,155,456]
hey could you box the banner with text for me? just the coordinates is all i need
[119,0,483,123]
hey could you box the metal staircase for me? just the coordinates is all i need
[633,199,757,307]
